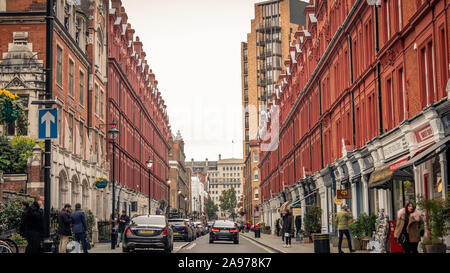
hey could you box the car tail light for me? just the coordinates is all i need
[161,227,168,235]
[211,228,219,232]
[230,229,238,233]
[125,228,132,235]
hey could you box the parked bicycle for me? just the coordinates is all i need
[0,225,19,253]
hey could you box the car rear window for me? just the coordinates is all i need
[169,220,185,226]
[132,216,166,225]
[213,221,236,228]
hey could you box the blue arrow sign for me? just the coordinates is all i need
[38,109,58,139]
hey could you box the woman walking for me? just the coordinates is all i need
[394,202,424,253]
[281,208,294,248]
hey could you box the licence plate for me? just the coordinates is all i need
[141,230,154,234]
[221,230,229,233]
[174,232,179,235]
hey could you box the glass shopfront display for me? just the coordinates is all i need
[369,188,379,215]
[391,179,415,220]
[430,156,443,200]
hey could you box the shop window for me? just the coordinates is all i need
[369,188,379,216]
[391,179,415,220]
[430,157,443,200]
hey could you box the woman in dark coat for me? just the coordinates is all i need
[282,208,294,248]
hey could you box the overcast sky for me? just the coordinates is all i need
[121,0,265,162]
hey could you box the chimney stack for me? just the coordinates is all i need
[218,154,221,161]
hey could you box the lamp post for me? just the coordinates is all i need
[184,197,188,218]
[167,179,171,215]
[108,121,119,249]
[146,158,153,215]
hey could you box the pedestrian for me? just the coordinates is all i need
[22,197,44,253]
[71,203,89,253]
[246,221,251,233]
[57,204,72,253]
[295,215,302,238]
[111,209,119,245]
[281,208,294,248]
[335,204,355,253]
[19,201,29,244]
[117,210,130,247]
[394,202,424,253]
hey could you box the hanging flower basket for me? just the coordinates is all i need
[94,177,109,188]
[0,89,23,125]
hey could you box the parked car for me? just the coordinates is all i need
[168,218,193,242]
[184,219,196,240]
[209,220,239,244]
[193,222,204,237]
[122,215,173,253]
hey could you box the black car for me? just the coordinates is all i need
[169,219,193,242]
[122,215,174,253]
[209,220,239,244]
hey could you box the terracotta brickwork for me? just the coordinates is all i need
[259,0,450,201]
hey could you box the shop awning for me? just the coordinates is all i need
[368,164,413,189]
[289,197,301,208]
[398,135,450,170]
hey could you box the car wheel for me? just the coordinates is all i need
[122,247,129,253]
[164,246,171,253]
[234,240,239,244]
[209,239,214,244]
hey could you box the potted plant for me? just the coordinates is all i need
[265,225,271,234]
[349,213,377,250]
[10,233,27,253]
[94,177,109,189]
[304,205,322,242]
[417,197,450,253]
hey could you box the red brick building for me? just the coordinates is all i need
[107,0,171,215]
[259,0,449,238]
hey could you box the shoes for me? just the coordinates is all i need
[338,250,344,253]
[282,245,287,248]
[350,249,355,253]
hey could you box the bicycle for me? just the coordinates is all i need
[0,229,19,253]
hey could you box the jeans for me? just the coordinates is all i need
[285,234,291,245]
[338,229,353,252]
[117,232,123,246]
[74,233,89,253]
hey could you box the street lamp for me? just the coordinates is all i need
[167,179,171,215]
[146,157,153,215]
[108,121,119,249]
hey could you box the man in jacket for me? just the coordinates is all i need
[335,204,354,253]
[58,204,72,253]
[23,198,44,253]
[117,210,130,247]
[71,203,89,253]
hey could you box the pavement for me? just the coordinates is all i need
[240,231,369,253]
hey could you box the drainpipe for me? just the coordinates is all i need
[293,119,296,183]
[348,35,356,148]
[374,5,383,135]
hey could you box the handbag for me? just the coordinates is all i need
[398,234,407,245]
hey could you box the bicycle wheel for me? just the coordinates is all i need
[0,241,13,253]
[4,239,18,253]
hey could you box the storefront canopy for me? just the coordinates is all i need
[368,164,413,189]
[398,135,450,170]
[289,197,301,208]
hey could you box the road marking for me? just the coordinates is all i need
[185,243,197,250]
[241,236,276,253]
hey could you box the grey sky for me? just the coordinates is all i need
[122,0,263,162]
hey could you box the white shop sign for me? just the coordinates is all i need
[383,137,408,160]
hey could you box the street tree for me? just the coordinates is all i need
[219,188,237,221]
[205,197,218,220]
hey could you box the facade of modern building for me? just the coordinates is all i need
[169,131,190,215]
[0,0,111,237]
[241,0,307,228]
[107,0,171,216]
[258,0,450,249]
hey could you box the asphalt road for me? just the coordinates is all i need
[175,233,274,253]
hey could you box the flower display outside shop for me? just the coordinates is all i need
[0,89,24,125]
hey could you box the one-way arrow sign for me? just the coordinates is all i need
[38,109,58,139]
